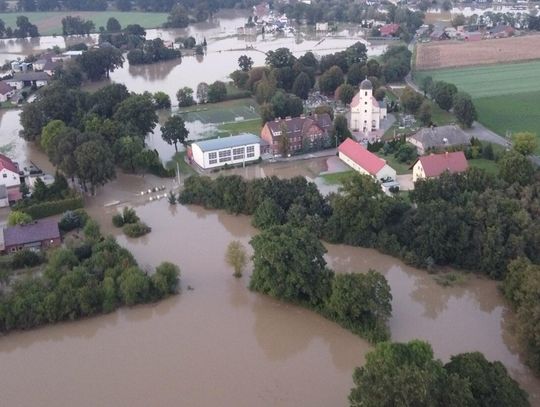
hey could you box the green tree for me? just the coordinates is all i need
[292,71,312,100]
[420,75,433,96]
[113,94,158,138]
[153,91,171,109]
[176,87,195,107]
[347,62,367,86]
[432,81,458,111]
[249,224,333,306]
[252,198,285,229]
[260,103,275,124]
[225,241,247,278]
[318,65,345,94]
[207,81,227,103]
[512,132,538,156]
[238,54,253,72]
[331,115,352,145]
[196,82,209,103]
[78,47,124,80]
[152,262,180,297]
[326,270,392,340]
[453,92,477,128]
[165,4,189,28]
[106,17,121,32]
[75,140,116,193]
[418,100,432,125]
[160,115,189,152]
[400,87,423,114]
[445,352,529,407]
[265,47,296,69]
[336,83,356,105]
[8,211,32,226]
[40,119,66,151]
[499,150,535,186]
[83,218,101,243]
[119,267,150,305]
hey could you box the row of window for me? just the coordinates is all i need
[207,145,257,165]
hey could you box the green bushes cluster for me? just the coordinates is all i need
[19,197,84,219]
[123,222,151,238]
[112,206,140,228]
[0,219,180,333]
[10,250,44,269]
[59,209,89,232]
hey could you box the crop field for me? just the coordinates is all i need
[415,61,540,150]
[178,99,260,124]
[416,35,540,70]
[0,11,168,35]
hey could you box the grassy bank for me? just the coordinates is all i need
[178,98,259,124]
[0,11,168,35]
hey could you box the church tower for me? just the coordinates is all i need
[358,78,373,133]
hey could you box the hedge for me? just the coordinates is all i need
[19,196,84,219]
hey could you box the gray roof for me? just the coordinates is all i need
[360,78,373,90]
[410,125,471,150]
[6,72,50,82]
[4,219,60,247]
[194,133,262,152]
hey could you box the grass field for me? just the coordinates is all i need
[468,158,499,175]
[375,152,412,175]
[0,11,168,35]
[415,61,540,150]
[218,118,261,135]
[178,98,260,124]
[321,170,354,185]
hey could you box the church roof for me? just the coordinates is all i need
[360,78,373,90]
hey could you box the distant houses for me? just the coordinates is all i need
[411,151,469,182]
[261,114,332,156]
[408,125,471,155]
[5,72,50,90]
[188,133,263,170]
[1,219,61,253]
[338,138,397,182]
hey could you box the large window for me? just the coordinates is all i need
[233,147,244,161]
[219,149,231,163]
[246,145,255,158]
[208,151,217,165]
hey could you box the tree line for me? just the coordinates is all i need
[0,15,39,38]
[0,214,180,333]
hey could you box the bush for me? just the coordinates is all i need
[8,211,32,226]
[112,207,139,227]
[112,213,125,227]
[11,250,44,269]
[59,210,87,231]
[123,222,151,238]
[19,197,83,219]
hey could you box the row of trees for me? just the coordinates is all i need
[0,216,180,333]
[61,15,94,35]
[0,15,39,38]
[350,340,529,406]
[126,37,181,65]
[176,81,228,106]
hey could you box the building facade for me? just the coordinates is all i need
[261,114,332,156]
[349,79,387,133]
[408,125,471,154]
[2,219,61,253]
[338,138,397,181]
[411,151,469,182]
[189,134,262,170]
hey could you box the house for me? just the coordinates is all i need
[0,153,21,191]
[430,29,449,41]
[253,2,270,19]
[411,151,468,182]
[261,113,332,156]
[42,60,60,76]
[5,72,50,90]
[0,185,8,208]
[408,125,471,155]
[489,24,514,38]
[0,81,14,102]
[188,133,263,170]
[379,23,400,37]
[33,53,55,71]
[349,78,387,133]
[316,22,329,32]
[2,219,61,253]
[338,138,397,182]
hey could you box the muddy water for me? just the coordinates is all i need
[0,179,539,406]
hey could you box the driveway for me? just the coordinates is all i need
[397,174,414,191]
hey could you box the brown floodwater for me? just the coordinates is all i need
[0,171,539,406]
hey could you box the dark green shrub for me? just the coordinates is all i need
[112,213,124,227]
[59,210,87,231]
[19,197,84,219]
[123,222,151,238]
[11,250,44,269]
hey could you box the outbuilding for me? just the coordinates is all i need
[188,133,263,170]
[338,138,397,182]
[411,151,468,182]
[2,219,61,253]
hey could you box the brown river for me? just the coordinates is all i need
[0,10,539,407]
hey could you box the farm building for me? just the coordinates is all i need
[5,72,50,90]
[338,138,396,182]
[411,151,468,182]
[2,219,61,253]
[188,134,263,170]
[349,78,387,133]
[261,114,332,156]
[379,23,400,37]
[408,125,471,154]
[0,81,14,102]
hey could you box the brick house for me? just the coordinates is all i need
[260,114,332,156]
[2,219,61,253]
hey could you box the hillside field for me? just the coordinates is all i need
[415,61,540,151]
[0,12,168,35]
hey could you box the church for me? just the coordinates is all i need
[349,78,387,133]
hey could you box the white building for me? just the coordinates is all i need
[338,138,396,182]
[189,134,262,170]
[349,78,387,133]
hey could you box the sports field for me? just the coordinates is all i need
[178,98,260,124]
[415,61,540,149]
[0,11,168,35]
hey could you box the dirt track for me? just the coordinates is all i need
[416,35,540,70]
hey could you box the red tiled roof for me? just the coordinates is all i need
[264,114,331,140]
[415,151,468,177]
[380,23,400,36]
[0,154,18,173]
[338,138,386,175]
